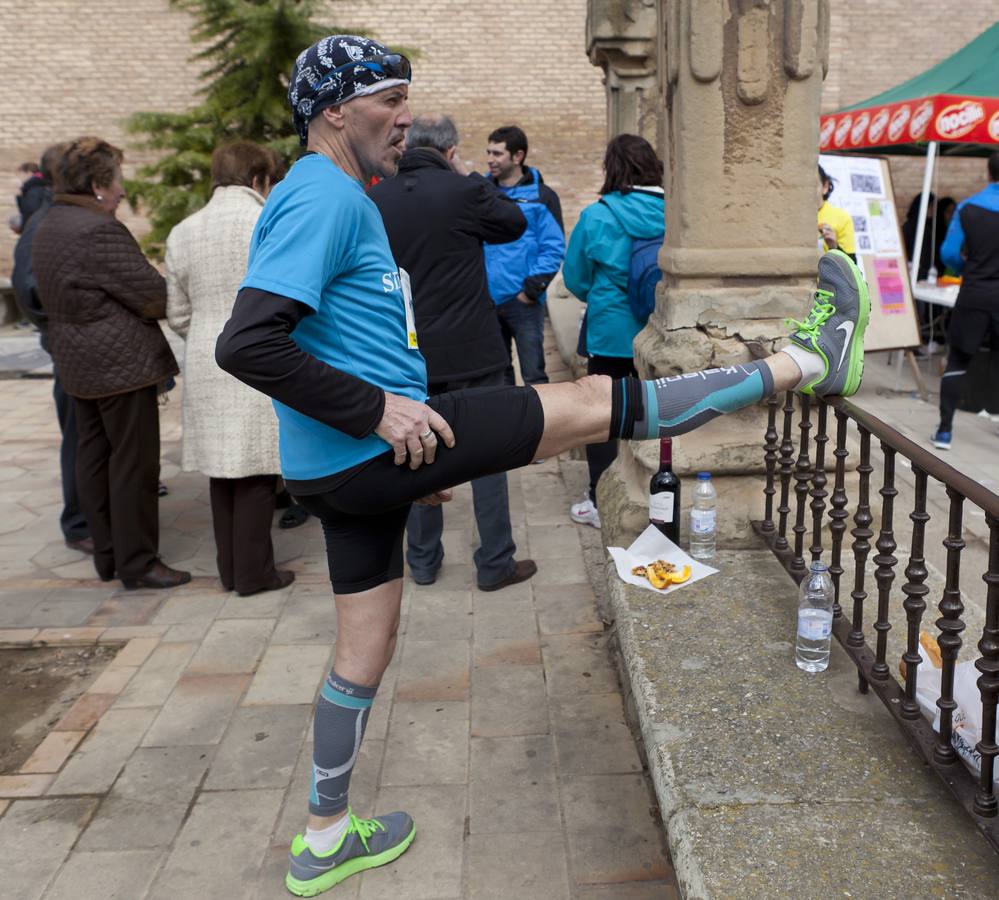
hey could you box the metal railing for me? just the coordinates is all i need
[753,392,999,852]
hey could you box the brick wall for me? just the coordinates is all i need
[0,0,607,277]
[2,1,997,278]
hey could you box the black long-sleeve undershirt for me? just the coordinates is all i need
[215,287,386,439]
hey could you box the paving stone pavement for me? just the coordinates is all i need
[0,324,679,899]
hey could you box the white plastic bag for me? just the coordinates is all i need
[908,637,993,786]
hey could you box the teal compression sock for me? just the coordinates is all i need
[612,362,774,440]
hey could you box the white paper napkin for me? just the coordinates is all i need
[607,524,718,595]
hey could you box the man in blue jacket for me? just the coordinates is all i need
[931,151,999,451]
[483,125,565,386]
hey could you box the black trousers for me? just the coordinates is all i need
[209,475,279,593]
[584,355,638,505]
[53,373,88,542]
[74,385,160,580]
[939,307,999,431]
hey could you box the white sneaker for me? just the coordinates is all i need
[570,496,601,529]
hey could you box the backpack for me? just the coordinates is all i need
[599,193,664,324]
[626,236,664,324]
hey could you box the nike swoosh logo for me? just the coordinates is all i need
[835,321,854,370]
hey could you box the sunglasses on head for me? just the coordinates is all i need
[315,53,412,91]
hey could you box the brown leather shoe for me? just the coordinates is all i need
[121,560,192,591]
[477,559,538,592]
[66,537,95,555]
[237,570,296,597]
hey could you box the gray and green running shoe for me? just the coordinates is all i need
[286,810,416,897]
[786,249,870,397]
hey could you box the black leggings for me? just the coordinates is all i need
[292,384,545,593]
[939,307,999,431]
[584,355,638,505]
[939,346,974,432]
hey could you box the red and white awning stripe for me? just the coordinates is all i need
[819,94,999,150]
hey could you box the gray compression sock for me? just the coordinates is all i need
[310,670,378,816]
[628,362,774,440]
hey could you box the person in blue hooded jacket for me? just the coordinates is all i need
[564,134,665,529]
[931,151,999,451]
[483,125,565,386]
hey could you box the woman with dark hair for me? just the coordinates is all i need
[166,141,295,596]
[564,133,665,529]
[32,137,190,589]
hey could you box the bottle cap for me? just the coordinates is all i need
[696,472,711,480]
[809,561,829,573]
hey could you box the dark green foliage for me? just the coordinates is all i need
[126,0,339,253]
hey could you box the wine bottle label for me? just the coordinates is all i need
[649,492,675,521]
[797,610,832,640]
[690,509,716,533]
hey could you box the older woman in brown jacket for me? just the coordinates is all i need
[32,137,190,590]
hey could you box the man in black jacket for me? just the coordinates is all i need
[369,114,537,590]
[932,151,999,450]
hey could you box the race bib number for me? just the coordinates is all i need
[400,268,419,349]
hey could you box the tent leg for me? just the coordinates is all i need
[905,349,929,401]
[910,141,938,290]
[893,349,904,391]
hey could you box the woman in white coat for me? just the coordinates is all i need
[166,141,294,596]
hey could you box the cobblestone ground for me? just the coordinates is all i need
[0,325,677,899]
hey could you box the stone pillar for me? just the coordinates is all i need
[587,0,661,144]
[598,0,830,548]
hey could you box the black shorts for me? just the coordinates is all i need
[290,384,545,594]
[947,305,999,357]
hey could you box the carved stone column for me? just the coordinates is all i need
[587,0,661,143]
[598,0,830,547]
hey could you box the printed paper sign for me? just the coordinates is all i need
[874,257,906,314]
[868,200,901,255]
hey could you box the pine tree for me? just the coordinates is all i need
[127,0,339,253]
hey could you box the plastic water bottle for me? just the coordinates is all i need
[795,562,834,673]
[688,472,716,560]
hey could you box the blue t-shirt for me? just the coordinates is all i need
[242,154,427,480]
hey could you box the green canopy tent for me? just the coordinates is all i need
[819,20,999,284]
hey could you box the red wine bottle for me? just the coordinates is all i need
[649,437,681,543]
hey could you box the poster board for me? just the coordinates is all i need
[819,153,920,352]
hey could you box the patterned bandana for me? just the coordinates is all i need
[289,35,412,145]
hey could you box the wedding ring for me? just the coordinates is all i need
[419,429,434,438]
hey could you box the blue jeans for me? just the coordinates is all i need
[496,298,549,386]
[405,371,517,587]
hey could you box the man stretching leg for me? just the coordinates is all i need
[216,34,870,898]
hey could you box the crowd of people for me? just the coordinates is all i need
[8,95,679,593]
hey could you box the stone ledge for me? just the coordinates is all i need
[605,546,998,898]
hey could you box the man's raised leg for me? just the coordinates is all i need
[531,250,868,460]
[531,353,802,460]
